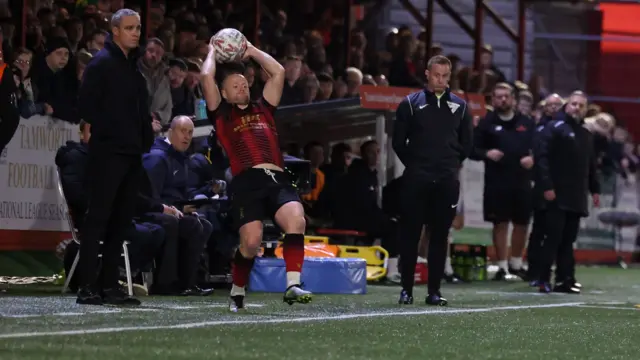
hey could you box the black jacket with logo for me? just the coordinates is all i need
[470,111,535,190]
[534,112,600,216]
[392,88,473,180]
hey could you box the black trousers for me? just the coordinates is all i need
[64,222,165,291]
[526,209,546,279]
[399,174,459,294]
[78,151,143,289]
[141,212,211,288]
[538,205,581,283]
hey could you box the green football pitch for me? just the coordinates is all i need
[1,267,640,360]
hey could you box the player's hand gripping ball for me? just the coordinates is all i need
[211,28,247,63]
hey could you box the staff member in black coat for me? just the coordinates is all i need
[535,91,600,294]
[392,55,473,306]
[470,83,535,281]
[76,8,153,306]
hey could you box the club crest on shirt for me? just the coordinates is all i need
[446,101,460,114]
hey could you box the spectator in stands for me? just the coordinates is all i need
[85,29,107,55]
[168,58,195,118]
[388,35,422,88]
[143,116,213,296]
[11,66,51,118]
[55,121,165,292]
[13,48,35,93]
[517,90,534,117]
[64,17,83,54]
[302,75,319,103]
[280,55,303,105]
[10,48,51,118]
[139,38,172,132]
[0,27,20,155]
[316,72,333,101]
[374,74,389,87]
[175,20,198,57]
[541,93,564,122]
[37,8,56,37]
[345,67,363,98]
[479,45,506,83]
[185,58,204,98]
[33,36,78,123]
[332,78,347,99]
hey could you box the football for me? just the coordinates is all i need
[211,28,247,63]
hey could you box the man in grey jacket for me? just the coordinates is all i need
[139,38,172,133]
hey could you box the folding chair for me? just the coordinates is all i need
[55,167,134,296]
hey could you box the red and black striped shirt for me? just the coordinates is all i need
[208,97,284,176]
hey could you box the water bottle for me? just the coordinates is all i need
[195,99,207,120]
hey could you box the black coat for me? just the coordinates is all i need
[79,35,153,154]
[534,112,600,216]
[55,141,164,227]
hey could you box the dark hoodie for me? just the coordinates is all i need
[78,35,153,154]
[143,137,190,206]
[55,140,164,226]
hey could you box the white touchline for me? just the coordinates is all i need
[0,302,583,340]
[576,305,639,311]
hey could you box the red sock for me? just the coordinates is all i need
[283,233,305,272]
[232,250,255,287]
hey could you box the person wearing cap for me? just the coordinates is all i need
[32,36,78,123]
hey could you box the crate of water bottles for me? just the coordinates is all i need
[450,244,488,282]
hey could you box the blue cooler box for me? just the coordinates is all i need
[249,257,367,294]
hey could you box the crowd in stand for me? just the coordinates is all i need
[1,0,638,293]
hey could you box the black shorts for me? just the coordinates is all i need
[229,168,301,229]
[483,186,532,225]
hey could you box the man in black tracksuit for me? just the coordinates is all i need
[535,91,600,294]
[75,9,153,306]
[470,83,535,282]
[392,55,473,306]
[526,93,563,284]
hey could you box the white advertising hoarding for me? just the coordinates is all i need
[0,116,78,231]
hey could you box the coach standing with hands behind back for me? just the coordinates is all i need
[75,9,153,306]
[392,55,473,306]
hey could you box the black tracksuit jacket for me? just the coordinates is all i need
[392,88,473,180]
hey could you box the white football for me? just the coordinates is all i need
[211,28,247,63]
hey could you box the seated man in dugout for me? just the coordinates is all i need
[187,131,233,277]
[55,120,165,294]
[143,115,214,296]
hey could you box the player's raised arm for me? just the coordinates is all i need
[201,43,222,112]
[244,43,285,107]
